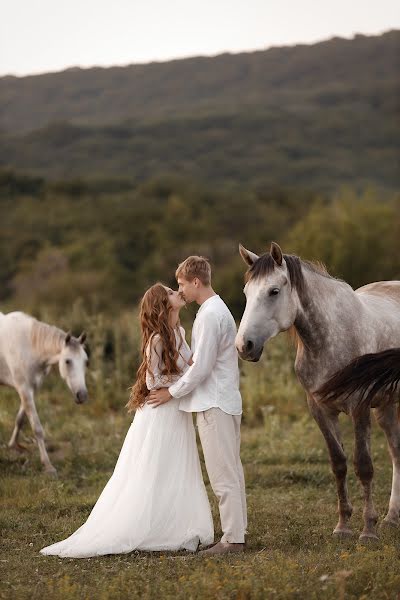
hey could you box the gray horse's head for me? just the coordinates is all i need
[58,332,89,404]
[236,242,299,362]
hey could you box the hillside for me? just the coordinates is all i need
[1,31,398,133]
[0,31,399,190]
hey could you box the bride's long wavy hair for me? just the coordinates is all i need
[126,283,183,412]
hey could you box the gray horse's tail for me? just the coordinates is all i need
[317,348,400,409]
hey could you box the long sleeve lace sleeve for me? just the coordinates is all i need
[146,334,186,390]
[145,335,168,390]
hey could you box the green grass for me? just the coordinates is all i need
[1,337,400,599]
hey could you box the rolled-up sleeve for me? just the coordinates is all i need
[169,313,219,399]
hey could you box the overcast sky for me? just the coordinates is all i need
[1,0,399,77]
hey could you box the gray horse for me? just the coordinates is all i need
[0,311,88,475]
[236,242,400,540]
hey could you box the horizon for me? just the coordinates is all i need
[0,28,397,80]
[1,0,399,78]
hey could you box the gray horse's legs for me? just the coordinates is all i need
[375,404,400,526]
[353,410,378,540]
[308,399,353,535]
[8,403,26,449]
[18,385,57,475]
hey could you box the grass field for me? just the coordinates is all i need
[1,336,400,599]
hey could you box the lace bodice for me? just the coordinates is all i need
[145,327,192,390]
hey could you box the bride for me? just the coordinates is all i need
[40,283,214,558]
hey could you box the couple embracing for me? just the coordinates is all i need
[41,256,247,558]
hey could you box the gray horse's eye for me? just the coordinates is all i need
[65,359,72,366]
[269,288,280,296]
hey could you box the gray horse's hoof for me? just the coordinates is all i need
[359,532,379,542]
[333,527,353,537]
[381,518,398,529]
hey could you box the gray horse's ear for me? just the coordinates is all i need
[239,244,259,267]
[270,242,283,266]
[78,331,87,345]
[65,332,72,345]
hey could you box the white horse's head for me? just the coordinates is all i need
[236,242,299,361]
[58,332,89,404]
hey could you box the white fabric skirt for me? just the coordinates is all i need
[40,399,214,558]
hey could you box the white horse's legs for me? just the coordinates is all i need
[8,404,26,449]
[375,404,400,525]
[18,386,57,475]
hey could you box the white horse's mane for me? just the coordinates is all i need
[30,319,66,358]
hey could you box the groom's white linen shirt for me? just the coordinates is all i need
[168,295,242,415]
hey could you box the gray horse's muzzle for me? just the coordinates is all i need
[236,337,264,362]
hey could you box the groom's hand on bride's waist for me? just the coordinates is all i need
[147,388,172,407]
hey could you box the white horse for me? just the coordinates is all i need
[236,242,400,540]
[0,311,88,475]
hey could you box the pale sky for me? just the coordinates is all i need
[1,0,399,77]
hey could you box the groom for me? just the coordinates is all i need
[148,256,247,555]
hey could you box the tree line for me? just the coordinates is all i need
[1,169,398,321]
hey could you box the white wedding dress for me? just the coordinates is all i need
[40,327,214,558]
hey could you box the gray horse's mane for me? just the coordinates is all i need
[30,319,71,357]
[245,252,334,304]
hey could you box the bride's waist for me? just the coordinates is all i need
[138,396,184,416]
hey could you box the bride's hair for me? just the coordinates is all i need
[126,283,183,412]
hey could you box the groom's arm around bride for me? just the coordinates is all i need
[148,256,247,555]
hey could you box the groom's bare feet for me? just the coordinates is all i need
[198,541,245,556]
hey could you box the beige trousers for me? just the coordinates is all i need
[197,408,247,543]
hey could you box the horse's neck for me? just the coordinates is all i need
[293,269,360,386]
[30,320,65,364]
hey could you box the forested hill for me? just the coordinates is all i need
[0,30,399,190]
[1,30,398,133]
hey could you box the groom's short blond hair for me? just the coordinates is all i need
[175,256,211,286]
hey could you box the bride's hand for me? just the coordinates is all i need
[147,387,172,407]
[188,356,194,366]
